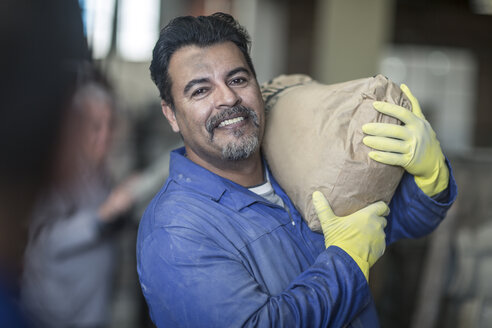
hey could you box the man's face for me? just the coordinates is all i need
[162,42,265,169]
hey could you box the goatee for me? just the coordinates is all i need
[205,105,260,161]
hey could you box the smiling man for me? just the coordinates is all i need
[161,41,265,185]
[137,13,457,328]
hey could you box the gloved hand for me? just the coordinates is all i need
[362,84,449,197]
[312,191,388,281]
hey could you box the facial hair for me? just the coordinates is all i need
[205,105,260,161]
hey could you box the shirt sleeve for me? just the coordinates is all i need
[137,224,371,328]
[385,158,457,244]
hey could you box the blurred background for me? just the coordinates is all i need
[3,0,492,327]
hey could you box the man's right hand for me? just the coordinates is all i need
[312,191,389,281]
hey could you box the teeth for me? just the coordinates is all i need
[218,117,244,127]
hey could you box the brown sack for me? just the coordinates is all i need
[261,74,412,232]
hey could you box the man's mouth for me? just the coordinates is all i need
[206,105,259,140]
[218,116,245,128]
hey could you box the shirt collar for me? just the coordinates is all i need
[168,147,271,211]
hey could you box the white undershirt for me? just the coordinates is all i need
[248,171,285,209]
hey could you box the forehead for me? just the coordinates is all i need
[168,42,249,86]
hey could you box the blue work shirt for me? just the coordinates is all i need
[137,147,457,327]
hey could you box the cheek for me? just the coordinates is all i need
[175,107,208,134]
[186,101,214,124]
[249,92,265,123]
[245,86,264,109]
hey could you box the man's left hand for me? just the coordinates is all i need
[362,84,449,197]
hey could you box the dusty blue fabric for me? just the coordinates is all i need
[137,147,457,327]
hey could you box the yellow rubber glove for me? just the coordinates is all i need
[362,84,449,197]
[312,191,389,281]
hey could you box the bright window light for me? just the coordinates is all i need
[82,0,116,59]
[117,0,161,62]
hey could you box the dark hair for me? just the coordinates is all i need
[149,12,256,110]
[65,62,117,132]
[72,61,115,111]
[74,62,114,95]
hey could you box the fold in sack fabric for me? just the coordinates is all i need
[261,74,412,232]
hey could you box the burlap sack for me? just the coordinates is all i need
[261,74,411,232]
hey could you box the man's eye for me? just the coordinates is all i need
[230,78,247,86]
[191,88,207,97]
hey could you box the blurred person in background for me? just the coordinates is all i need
[20,63,139,328]
[0,0,88,326]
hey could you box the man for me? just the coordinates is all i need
[137,13,456,327]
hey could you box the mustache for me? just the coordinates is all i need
[206,105,259,134]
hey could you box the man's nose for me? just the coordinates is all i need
[214,84,240,108]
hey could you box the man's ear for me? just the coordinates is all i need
[161,100,180,133]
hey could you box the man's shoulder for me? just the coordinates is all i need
[143,179,211,220]
[140,173,235,234]
[135,176,246,256]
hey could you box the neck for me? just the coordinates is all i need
[186,149,264,187]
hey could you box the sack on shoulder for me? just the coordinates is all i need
[261,74,411,232]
